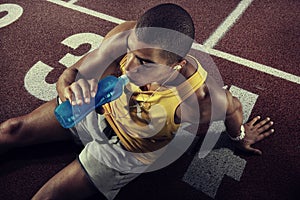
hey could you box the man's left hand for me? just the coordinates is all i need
[235,116,274,155]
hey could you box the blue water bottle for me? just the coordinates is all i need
[55,75,129,128]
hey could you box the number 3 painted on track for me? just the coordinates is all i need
[24,33,103,101]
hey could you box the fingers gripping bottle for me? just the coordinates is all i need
[54,75,129,128]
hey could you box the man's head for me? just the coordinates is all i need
[135,3,195,64]
[125,4,195,86]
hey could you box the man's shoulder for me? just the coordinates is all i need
[104,21,136,39]
[119,21,137,30]
[100,21,136,64]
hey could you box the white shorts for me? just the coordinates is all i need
[57,98,145,200]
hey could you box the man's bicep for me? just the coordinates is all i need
[201,77,228,122]
[74,22,135,79]
[76,37,125,79]
[104,21,136,40]
[224,89,242,116]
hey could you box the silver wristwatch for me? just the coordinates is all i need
[228,125,246,141]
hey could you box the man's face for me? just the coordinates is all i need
[124,30,176,86]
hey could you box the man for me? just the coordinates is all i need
[0,3,274,200]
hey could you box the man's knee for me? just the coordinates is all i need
[0,117,26,145]
[1,117,23,133]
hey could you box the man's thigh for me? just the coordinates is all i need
[32,159,99,199]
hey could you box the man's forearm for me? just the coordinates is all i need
[224,95,244,138]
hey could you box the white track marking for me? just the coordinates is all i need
[24,61,57,101]
[47,0,125,24]
[184,86,258,198]
[46,0,300,85]
[192,43,300,85]
[198,86,259,158]
[67,0,78,4]
[203,0,254,48]
[0,4,23,28]
[25,33,104,101]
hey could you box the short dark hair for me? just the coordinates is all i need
[135,3,195,64]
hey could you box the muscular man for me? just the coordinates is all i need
[0,4,274,199]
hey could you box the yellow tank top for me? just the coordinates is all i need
[103,55,207,163]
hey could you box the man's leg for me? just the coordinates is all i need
[1,99,100,199]
[0,98,73,153]
[32,159,99,200]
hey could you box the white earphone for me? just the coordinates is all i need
[173,65,182,71]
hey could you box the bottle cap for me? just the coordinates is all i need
[119,75,130,85]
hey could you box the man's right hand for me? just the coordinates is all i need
[63,78,98,106]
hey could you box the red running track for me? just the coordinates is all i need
[0,1,299,199]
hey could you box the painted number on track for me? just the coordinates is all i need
[24,33,103,101]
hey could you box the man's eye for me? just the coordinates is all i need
[138,58,146,65]
[138,59,152,69]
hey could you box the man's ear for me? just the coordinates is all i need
[172,59,187,70]
[173,65,182,70]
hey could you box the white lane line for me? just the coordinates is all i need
[192,43,300,85]
[47,0,300,85]
[203,0,254,49]
[47,0,125,24]
[68,0,78,4]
